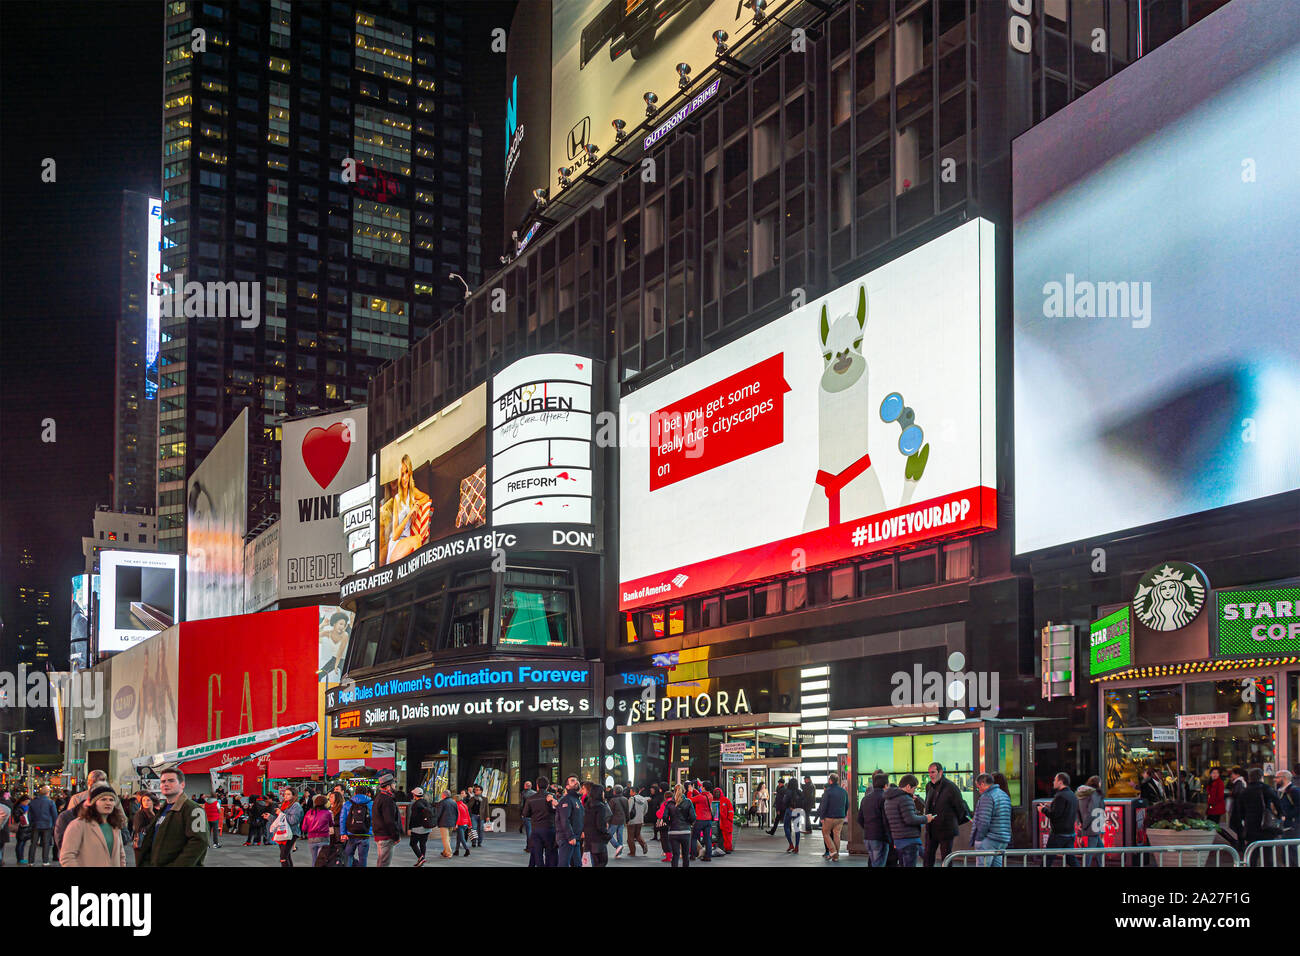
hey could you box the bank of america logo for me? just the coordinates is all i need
[672,574,689,588]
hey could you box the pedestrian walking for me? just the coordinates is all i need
[522,777,556,866]
[302,794,333,865]
[435,789,458,859]
[1240,766,1283,862]
[59,783,128,868]
[782,778,804,853]
[519,780,535,851]
[452,790,472,857]
[649,784,671,860]
[271,786,304,867]
[665,784,696,867]
[555,776,584,867]
[373,773,403,867]
[203,793,222,848]
[407,787,434,866]
[582,781,612,867]
[801,775,817,834]
[970,773,1012,867]
[1205,767,1226,824]
[713,787,735,853]
[12,796,32,866]
[468,786,484,847]
[626,786,650,856]
[688,779,715,861]
[766,778,787,836]
[608,784,629,858]
[858,772,892,867]
[28,786,57,865]
[1275,770,1299,865]
[341,787,374,866]
[884,774,932,868]
[1139,766,1167,806]
[135,768,208,867]
[817,773,849,862]
[130,793,155,858]
[1227,766,1248,850]
[1044,772,1080,867]
[922,762,969,867]
[1076,776,1104,866]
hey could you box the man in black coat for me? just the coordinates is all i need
[522,777,557,867]
[857,772,892,867]
[801,775,817,834]
[923,762,969,867]
[555,775,584,868]
[766,778,788,835]
[1044,771,1081,867]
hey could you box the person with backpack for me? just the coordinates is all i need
[407,787,434,866]
[1076,776,1105,866]
[922,762,969,867]
[372,773,403,867]
[858,772,892,867]
[341,787,374,867]
[626,786,650,857]
[28,786,57,865]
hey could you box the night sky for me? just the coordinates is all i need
[0,1,513,661]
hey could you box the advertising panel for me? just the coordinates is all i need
[108,626,179,788]
[1012,0,1300,554]
[1217,586,1300,658]
[340,477,376,573]
[491,352,601,550]
[176,607,320,781]
[618,218,997,609]
[377,384,487,568]
[280,408,368,598]
[186,408,248,620]
[71,574,91,645]
[504,0,553,241]
[99,550,181,653]
[1089,606,1132,677]
[550,0,749,184]
[244,521,279,613]
[145,196,162,399]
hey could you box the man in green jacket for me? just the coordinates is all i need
[136,768,208,867]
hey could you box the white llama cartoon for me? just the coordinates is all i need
[803,286,930,531]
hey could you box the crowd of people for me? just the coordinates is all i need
[1,760,1295,868]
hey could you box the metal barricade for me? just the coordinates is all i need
[940,843,1240,867]
[1241,838,1300,868]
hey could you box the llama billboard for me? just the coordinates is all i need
[618,217,996,611]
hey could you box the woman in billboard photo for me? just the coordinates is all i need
[379,453,432,566]
[318,609,353,683]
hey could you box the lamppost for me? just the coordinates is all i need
[3,729,34,786]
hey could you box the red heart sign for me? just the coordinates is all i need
[301,421,351,489]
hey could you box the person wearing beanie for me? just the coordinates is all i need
[372,773,402,866]
[59,784,128,867]
[407,787,434,866]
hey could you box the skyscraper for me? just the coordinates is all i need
[115,190,161,514]
[156,1,482,551]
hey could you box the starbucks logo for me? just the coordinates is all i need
[1133,562,1209,632]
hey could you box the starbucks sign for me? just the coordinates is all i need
[1217,587,1300,658]
[1132,562,1209,632]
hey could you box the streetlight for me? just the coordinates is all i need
[2,729,34,785]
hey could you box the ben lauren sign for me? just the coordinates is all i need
[327,662,593,711]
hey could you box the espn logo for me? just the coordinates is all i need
[338,709,361,730]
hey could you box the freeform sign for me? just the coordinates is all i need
[618,219,997,610]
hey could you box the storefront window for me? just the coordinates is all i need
[539,725,559,783]
[701,597,721,628]
[1186,724,1275,782]
[756,726,794,759]
[1291,672,1299,775]
[446,572,491,648]
[499,587,573,647]
[1185,677,1275,722]
[1104,730,1177,798]
[854,730,976,810]
[1104,684,1180,728]
[998,732,1023,804]
[668,605,685,635]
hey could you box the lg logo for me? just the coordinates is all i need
[1009,0,1032,54]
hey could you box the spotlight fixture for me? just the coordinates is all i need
[584,142,600,161]
[643,91,659,118]
[713,29,729,56]
[532,187,549,208]
[676,62,692,91]
[611,118,627,143]
[557,166,572,188]
[749,0,768,27]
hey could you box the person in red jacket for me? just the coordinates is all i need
[223,798,244,842]
[1205,767,1226,823]
[453,791,472,857]
[713,787,734,853]
[688,780,715,861]
[202,794,222,848]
